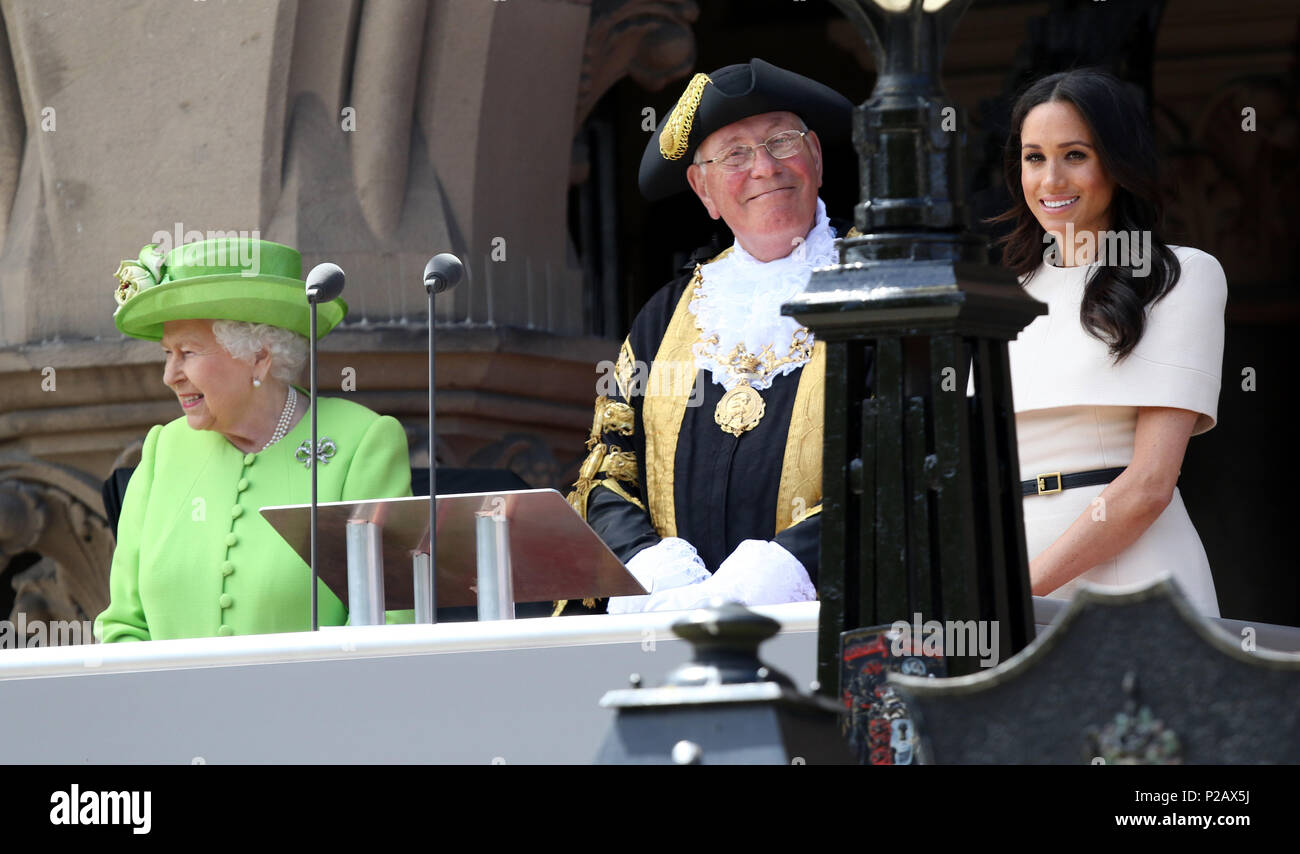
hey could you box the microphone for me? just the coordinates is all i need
[305,262,346,631]
[423,253,464,295]
[420,253,464,624]
[306,262,346,303]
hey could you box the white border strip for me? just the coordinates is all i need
[0,602,820,680]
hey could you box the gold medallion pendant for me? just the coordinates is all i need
[715,382,765,436]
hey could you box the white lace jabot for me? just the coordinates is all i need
[690,198,837,391]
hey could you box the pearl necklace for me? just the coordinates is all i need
[260,386,297,452]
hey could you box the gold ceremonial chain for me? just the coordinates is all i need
[692,267,814,436]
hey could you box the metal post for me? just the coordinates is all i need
[474,511,515,621]
[345,519,385,626]
[412,552,433,624]
[309,301,318,631]
[426,287,438,623]
[420,253,463,624]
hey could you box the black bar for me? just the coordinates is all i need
[873,337,907,624]
[927,333,981,674]
[816,341,850,697]
[904,395,931,621]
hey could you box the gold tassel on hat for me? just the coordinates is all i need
[659,73,712,161]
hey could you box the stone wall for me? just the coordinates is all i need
[0,0,697,634]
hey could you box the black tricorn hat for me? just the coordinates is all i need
[638,58,853,201]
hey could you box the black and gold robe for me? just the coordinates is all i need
[568,244,825,589]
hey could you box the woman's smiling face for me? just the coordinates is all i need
[1019,100,1116,248]
[161,319,260,438]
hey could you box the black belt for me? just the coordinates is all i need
[1021,467,1126,496]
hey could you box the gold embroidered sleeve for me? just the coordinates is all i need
[599,448,639,484]
[615,337,637,401]
[560,389,644,616]
[595,399,634,441]
[567,393,638,520]
[597,478,646,511]
[566,442,607,520]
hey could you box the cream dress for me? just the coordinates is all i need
[1009,246,1227,617]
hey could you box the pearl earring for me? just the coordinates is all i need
[253,378,262,388]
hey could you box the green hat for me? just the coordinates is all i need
[639,58,853,201]
[112,237,347,342]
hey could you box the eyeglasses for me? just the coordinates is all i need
[697,130,808,172]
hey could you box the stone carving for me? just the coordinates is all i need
[0,1,615,612]
[403,422,462,471]
[575,0,699,130]
[0,454,113,638]
[1156,73,1298,286]
[468,433,564,489]
[0,0,595,344]
[11,557,85,640]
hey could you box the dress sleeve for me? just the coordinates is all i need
[94,425,163,643]
[1127,249,1227,434]
[568,336,660,565]
[341,415,413,500]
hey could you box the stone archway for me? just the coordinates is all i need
[0,454,113,645]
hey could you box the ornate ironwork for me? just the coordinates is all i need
[596,601,854,764]
[786,0,1045,688]
[1085,671,1184,765]
[890,580,1300,763]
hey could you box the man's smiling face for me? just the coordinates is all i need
[686,111,823,262]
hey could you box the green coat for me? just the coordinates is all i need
[96,396,412,642]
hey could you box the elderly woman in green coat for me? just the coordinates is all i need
[96,237,412,642]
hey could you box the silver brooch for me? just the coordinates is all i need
[294,437,338,468]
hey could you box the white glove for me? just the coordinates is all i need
[606,537,711,615]
[707,539,817,606]
[636,539,817,613]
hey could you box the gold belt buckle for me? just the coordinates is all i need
[1036,472,1063,495]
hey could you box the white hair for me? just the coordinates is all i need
[211,320,308,384]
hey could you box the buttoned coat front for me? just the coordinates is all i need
[96,396,411,642]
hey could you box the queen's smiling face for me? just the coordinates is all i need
[161,319,261,439]
[1019,100,1116,250]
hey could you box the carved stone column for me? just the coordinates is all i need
[0,454,113,637]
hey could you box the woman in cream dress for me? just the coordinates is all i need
[997,70,1226,616]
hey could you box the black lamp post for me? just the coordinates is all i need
[783,0,1045,685]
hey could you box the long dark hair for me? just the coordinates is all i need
[993,69,1180,361]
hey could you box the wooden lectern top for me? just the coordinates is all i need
[259,489,645,610]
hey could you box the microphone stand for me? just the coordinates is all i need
[425,284,437,624]
[309,298,320,631]
[304,263,345,631]
[420,253,464,624]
